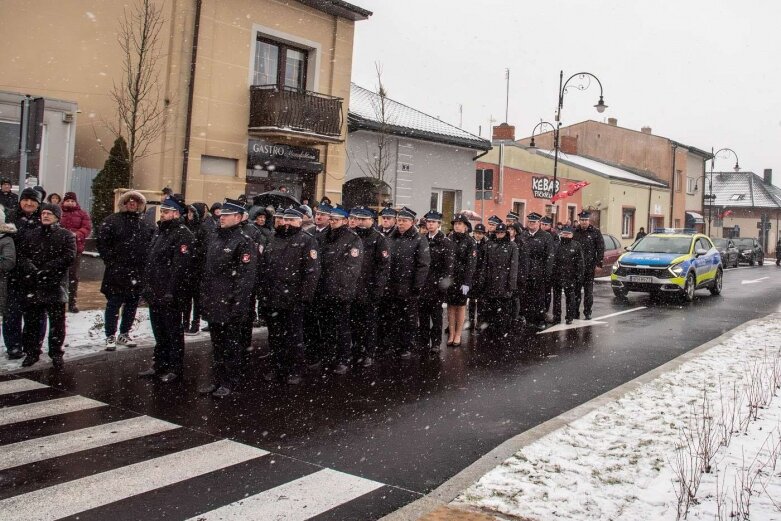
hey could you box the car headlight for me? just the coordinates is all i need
[612,263,619,273]
[670,263,685,276]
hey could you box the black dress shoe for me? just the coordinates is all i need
[584,313,592,320]
[7,349,24,360]
[552,317,562,324]
[565,318,573,325]
[137,367,157,378]
[159,372,179,383]
[198,383,217,395]
[333,364,349,375]
[212,386,232,398]
[21,355,39,367]
[51,357,65,370]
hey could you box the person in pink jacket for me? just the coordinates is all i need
[60,192,92,312]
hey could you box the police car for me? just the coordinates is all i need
[611,229,723,301]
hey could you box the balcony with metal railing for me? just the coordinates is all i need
[248,85,343,143]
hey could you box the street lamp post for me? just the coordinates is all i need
[705,147,740,236]
[551,71,607,197]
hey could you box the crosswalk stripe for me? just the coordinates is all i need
[0,439,268,521]
[0,379,48,396]
[186,468,385,521]
[0,396,104,426]
[0,416,179,471]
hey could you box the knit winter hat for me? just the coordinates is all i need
[41,203,61,221]
[63,192,78,202]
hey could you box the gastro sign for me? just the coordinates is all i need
[247,139,322,176]
[532,177,560,199]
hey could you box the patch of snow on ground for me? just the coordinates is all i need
[454,315,781,520]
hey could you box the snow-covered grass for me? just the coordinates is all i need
[454,314,781,520]
[0,309,209,373]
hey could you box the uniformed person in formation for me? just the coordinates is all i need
[198,199,257,397]
[508,222,530,330]
[348,207,390,368]
[417,211,454,352]
[316,206,364,374]
[505,211,520,226]
[258,207,320,385]
[378,205,397,237]
[303,201,331,366]
[138,195,194,383]
[312,202,332,243]
[477,222,518,334]
[467,223,488,330]
[445,214,476,347]
[486,215,502,238]
[573,210,604,320]
[522,212,555,331]
[540,215,558,317]
[551,225,584,324]
[386,207,430,359]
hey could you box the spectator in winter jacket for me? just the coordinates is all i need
[46,193,62,205]
[0,207,16,321]
[0,179,18,211]
[3,187,43,359]
[60,192,92,313]
[17,204,76,369]
[96,190,154,351]
[183,202,209,334]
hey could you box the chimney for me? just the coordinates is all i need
[764,168,773,185]
[607,117,618,126]
[492,123,515,142]
[560,135,578,155]
[641,126,652,134]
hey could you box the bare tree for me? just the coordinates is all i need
[106,0,168,188]
[356,62,395,183]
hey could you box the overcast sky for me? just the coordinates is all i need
[351,1,781,184]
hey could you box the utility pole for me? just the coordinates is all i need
[18,96,30,191]
[504,68,510,123]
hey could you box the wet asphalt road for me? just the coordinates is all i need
[4,263,781,520]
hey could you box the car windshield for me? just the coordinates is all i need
[631,236,692,254]
[734,239,754,248]
[712,239,728,248]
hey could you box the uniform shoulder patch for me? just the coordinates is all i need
[472,250,477,257]
[310,249,318,260]
[180,244,189,254]
[350,247,360,258]
[241,253,251,263]
[382,250,389,258]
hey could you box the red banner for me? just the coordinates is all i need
[551,180,590,202]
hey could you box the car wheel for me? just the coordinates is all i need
[759,257,764,266]
[681,273,696,302]
[613,287,628,299]
[709,268,723,296]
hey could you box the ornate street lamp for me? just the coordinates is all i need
[551,71,607,197]
[527,121,556,149]
[702,147,740,236]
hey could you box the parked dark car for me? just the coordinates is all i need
[596,233,623,277]
[733,237,764,266]
[712,238,739,268]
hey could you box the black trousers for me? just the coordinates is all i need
[552,283,578,321]
[303,303,323,364]
[22,303,66,359]
[418,294,444,348]
[350,300,378,359]
[150,304,185,375]
[575,269,596,316]
[264,306,305,377]
[524,278,547,325]
[482,298,512,333]
[208,322,245,389]
[386,297,418,354]
[544,281,553,315]
[468,297,478,324]
[318,297,353,364]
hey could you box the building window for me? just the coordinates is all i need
[567,205,577,224]
[0,121,21,182]
[622,207,635,238]
[254,37,308,90]
[475,168,493,200]
[686,177,697,194]
[674,218,681,228]
[201,155,237,177]
[512,201,526,219]
[545,204,555,218]
[675,170,682,192]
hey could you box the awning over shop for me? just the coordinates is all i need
[686,211,705,224]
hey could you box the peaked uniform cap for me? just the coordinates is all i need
[487,215,503,224]
[424,210,443,221]
[397,206,417,219]
[527,212,542,222]
[221,198,246,215]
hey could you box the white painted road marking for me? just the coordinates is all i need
[0,396,104,426]
[538,307,646,335]
[185,468,384,521]
[0,439,269,521]
[0,379,48,396]
[0,416,179,470]
[742,276,770,285]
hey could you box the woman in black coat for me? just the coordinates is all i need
[446,214,476,346]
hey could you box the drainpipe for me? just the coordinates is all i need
[498,142,505,205]
[669,143,678,226]
[180,0,203,198]
[648,185,653,232]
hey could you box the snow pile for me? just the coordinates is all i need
[0,309,161,372]
[454,315,781,520]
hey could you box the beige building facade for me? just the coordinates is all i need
[0,0,370,205]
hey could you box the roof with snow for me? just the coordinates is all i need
[534,149,668,188]
[348,83,491,151]
[710,171,781,208]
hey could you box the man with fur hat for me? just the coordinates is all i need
[3,187,43,359]
[0,178,18,211]
[16,203,76,368]
[60,192,92,313]
[138,194,194,382]
[96,190,154,351]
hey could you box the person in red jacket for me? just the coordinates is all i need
[60,192,92,313]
